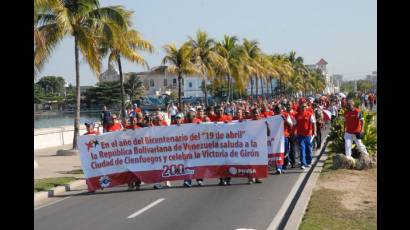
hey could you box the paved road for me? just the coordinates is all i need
[35,129,330,230]
[35,172,304,230]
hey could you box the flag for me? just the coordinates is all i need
[323,109,331,121]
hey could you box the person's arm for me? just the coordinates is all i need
[311,115,317,136]
[359,112,364,133]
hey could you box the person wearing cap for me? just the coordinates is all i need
[84,122,99,135]
[136,112,148,128]
[294,101,316,170]
[107,114,123,132]
[344,99,368,159]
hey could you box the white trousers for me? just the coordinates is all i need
[344,132,368,157]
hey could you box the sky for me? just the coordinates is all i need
[37,0,377,85]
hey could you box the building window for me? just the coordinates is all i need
[164,79,167,87]
[173,78,177,86]
[150,79,154,87]
[189,82,192,88]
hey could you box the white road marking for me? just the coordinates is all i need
[34,196,72,211]
[127,198,165,219]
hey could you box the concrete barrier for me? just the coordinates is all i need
[34,124,103,150]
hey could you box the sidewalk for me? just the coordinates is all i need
[34,145,84,180]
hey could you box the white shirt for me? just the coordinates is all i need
[168,105,178,116]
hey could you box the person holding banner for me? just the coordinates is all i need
[295,101,317,170]
[84,122,99,135]
[214,106,233,185]
[152,115,172,189]
[107,114,123,132]
[281,104,294,173]
[179,111,205,187]
[248,107,263,183]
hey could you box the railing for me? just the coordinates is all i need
[34,123,103,150]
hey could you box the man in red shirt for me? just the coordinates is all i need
[107,115,122,132]
[197,107,211,122]
[233,108,246,121]
[281,103,294,172]
[213,106,232,123]
[213,106,232,185]
[344,99,368,158]
[206,106,217,122]
[84,122,99,135]
[125,116,141,130]
[295,101,316,169]
[247,108,263,184]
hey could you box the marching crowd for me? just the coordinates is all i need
[84,92,373,191]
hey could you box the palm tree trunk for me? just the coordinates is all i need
[117,56,126,124]
[260,78,264,99]
[227,75,231,103]
[255,76,259,98]
[250,76,254,100]
[178,72,182,111]
[270,76,274,98]
[203,79,208,107]
[72,37,80,150]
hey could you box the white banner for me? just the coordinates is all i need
[78,119,272,190]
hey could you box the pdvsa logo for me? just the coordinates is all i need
[99,175,111,188]
[229,167,256,175]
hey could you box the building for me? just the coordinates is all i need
[331,74,343,93]
[135,66,204,97]
[307,58,337,94]
[366,71,377,93]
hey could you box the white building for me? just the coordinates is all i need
[135,66,204,97]
[307,58,336,94]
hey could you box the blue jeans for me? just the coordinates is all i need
[298,135,313,167]
[283,137,290,169]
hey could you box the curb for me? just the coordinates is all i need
[34,179,86,203]
[283,145,329,230]
[267,127,331,230]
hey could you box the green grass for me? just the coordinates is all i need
[299,188,376,230]
[34,177,77,193]
[59,169,84,174]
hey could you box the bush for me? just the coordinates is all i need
[328,110,377,156]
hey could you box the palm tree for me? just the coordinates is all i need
[287,51,309,96]
[269,54,294,97]
[215,35,244,103]
[162,43,198,110]
[35,0,129,149]
[124,73,145,104]
[241,39,264,100]
[186,30,225,107]
[98,15,154,123]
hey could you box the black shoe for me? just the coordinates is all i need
[218,180,226,186]
[226,180,231,185]
[255,179,263,183]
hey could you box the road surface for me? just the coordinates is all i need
[35,130,330,230]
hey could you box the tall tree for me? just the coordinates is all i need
[35,0,129,149]
[215,35,244,103]
[98,9,154,123]
[186,30,225,107]
[124,73,145,104]
[241,39,263,100]
[287,51,309,96]
[162,43,197,110]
